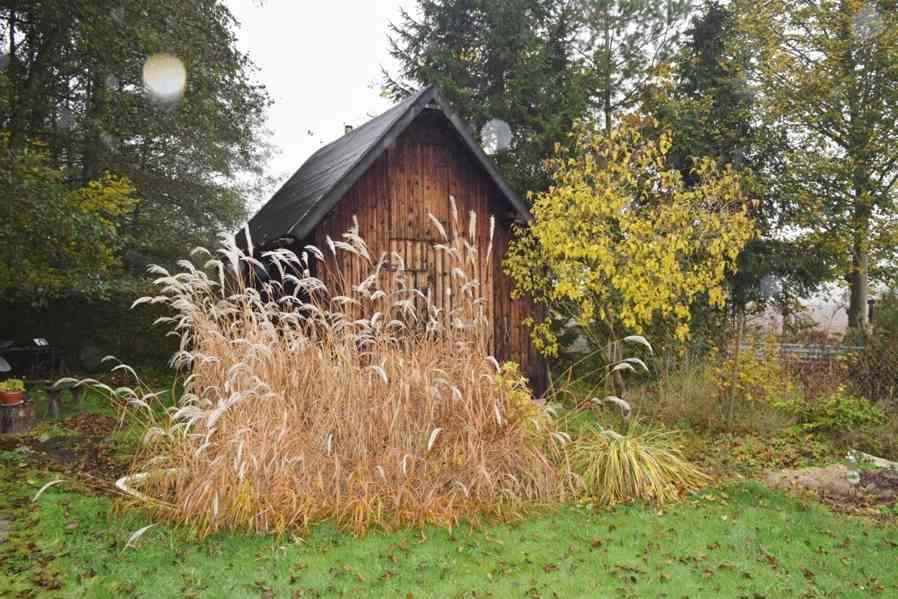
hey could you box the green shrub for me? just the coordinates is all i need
[0,293,176,372]
[836,414,898,461]
[711,336,796,406]
[776,386,887,433]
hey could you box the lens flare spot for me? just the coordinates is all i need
[480,119,512,154]
[853,4,882,41]
[142,53,187,102]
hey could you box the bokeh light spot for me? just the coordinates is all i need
[142,53,187,103]
[480,118,512,154]
[759,274,783,300]
[853,4,882,41]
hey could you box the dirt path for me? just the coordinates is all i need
[0,414,130,495]
[765,463,898,519]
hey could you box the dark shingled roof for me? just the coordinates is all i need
[243,85,531,249]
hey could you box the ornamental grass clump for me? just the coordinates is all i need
[110,203,564,537]
[555,337,710,506]
[568,424,710,506]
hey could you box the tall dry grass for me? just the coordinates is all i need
[116,201,565,536]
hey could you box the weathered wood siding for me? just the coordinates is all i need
[296,109,544,391]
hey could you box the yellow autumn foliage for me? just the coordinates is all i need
[505,117,755,356]
[496,362,551,437]
[0,133,137,297]
[67,172,138,226]
[710,336,796,405]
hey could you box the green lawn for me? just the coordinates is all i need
[2,466,896,598]
[1,389,896,598]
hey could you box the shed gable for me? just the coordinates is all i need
[244,85,531,250]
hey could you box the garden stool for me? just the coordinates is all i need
[47,381,84,419]
[0,399,34,434]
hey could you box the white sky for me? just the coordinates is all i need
[225,0,413,192]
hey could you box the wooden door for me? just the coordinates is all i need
[387,138,455,327]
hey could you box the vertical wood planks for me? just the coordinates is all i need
[296,110,542,390]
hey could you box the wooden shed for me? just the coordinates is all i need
[244,85,544,390]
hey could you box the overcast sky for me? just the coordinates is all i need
[225,0,413,190]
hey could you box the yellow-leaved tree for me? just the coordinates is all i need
[0,135,137,300]
[505,117,755,358]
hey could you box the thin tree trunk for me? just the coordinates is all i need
[847,223,869,330]
[7,10,18,148]
[603,9,612,134]
[81,69,106,183]
[847,173,871,331]
[727,310,745,427]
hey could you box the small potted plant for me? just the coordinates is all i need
[0,379,26,406]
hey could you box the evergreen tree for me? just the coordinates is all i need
[385,0,590,194]
[574,0,694,134]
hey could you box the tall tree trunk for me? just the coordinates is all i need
[847,248,868,330]
[847,201,870,330]
[847,166,871,330]
[81,69,106,183]
[842,0,870,332]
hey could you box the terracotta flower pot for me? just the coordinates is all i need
[0,390,24,406]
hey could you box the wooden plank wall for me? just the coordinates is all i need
[297,110,544,391]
